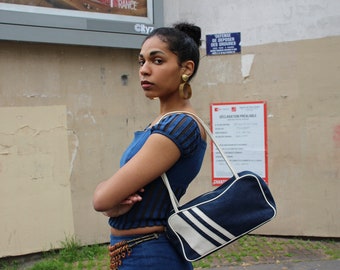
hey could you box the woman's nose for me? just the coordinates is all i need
[140,63,150,76]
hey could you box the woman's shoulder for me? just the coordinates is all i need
[151,112,205,155]
[156,112,206,140]
[155,112,198,131]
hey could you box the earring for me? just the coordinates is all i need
[179,74,192,99]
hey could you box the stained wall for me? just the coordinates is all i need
[0,0,339,257]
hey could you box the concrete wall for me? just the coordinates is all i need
[0,0,339,257]
[0,43,159,256]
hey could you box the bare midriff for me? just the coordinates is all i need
[110,225,165,236]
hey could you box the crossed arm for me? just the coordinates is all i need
[92,133,181,217]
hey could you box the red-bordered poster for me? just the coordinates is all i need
[210,101,268,186]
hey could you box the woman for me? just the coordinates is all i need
[93,22,206,269]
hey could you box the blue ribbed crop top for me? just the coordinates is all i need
[109,113,207,230]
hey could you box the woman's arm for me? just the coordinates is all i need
[93,133,181,213]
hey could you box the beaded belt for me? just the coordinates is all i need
[109,233,160,270]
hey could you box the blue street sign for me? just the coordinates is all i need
[206,32,241,55]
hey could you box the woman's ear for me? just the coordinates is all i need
[181,60,195,76]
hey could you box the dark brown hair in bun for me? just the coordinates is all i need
[144,22,202,80]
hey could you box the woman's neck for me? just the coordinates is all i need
[159,100,193,115]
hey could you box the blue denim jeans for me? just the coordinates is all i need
[110,233,193,269]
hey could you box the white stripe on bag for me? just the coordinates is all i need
[192,208,235,240]
[183,211,227,244]
[169,214,217,256]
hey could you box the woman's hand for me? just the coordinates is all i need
[103,190,144,217]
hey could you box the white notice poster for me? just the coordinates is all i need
[210,101,268,186]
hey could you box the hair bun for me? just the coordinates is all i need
[174,22,201,47]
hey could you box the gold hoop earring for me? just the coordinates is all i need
[179,74,192,99]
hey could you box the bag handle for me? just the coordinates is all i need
[160,111,239,211]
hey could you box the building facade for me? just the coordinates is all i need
[0,0,339,257]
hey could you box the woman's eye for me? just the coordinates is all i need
[138,59,145,66]
[154,58,163,64]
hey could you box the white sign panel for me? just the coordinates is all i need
[210,101,268,186]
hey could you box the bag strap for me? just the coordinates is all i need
[159,111,239,212]
[161,172,180,211]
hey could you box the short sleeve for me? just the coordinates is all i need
[151,113,201,156]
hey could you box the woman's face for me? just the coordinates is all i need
[139,36,183,100]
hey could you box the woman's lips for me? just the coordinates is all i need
[141,80,153,90]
